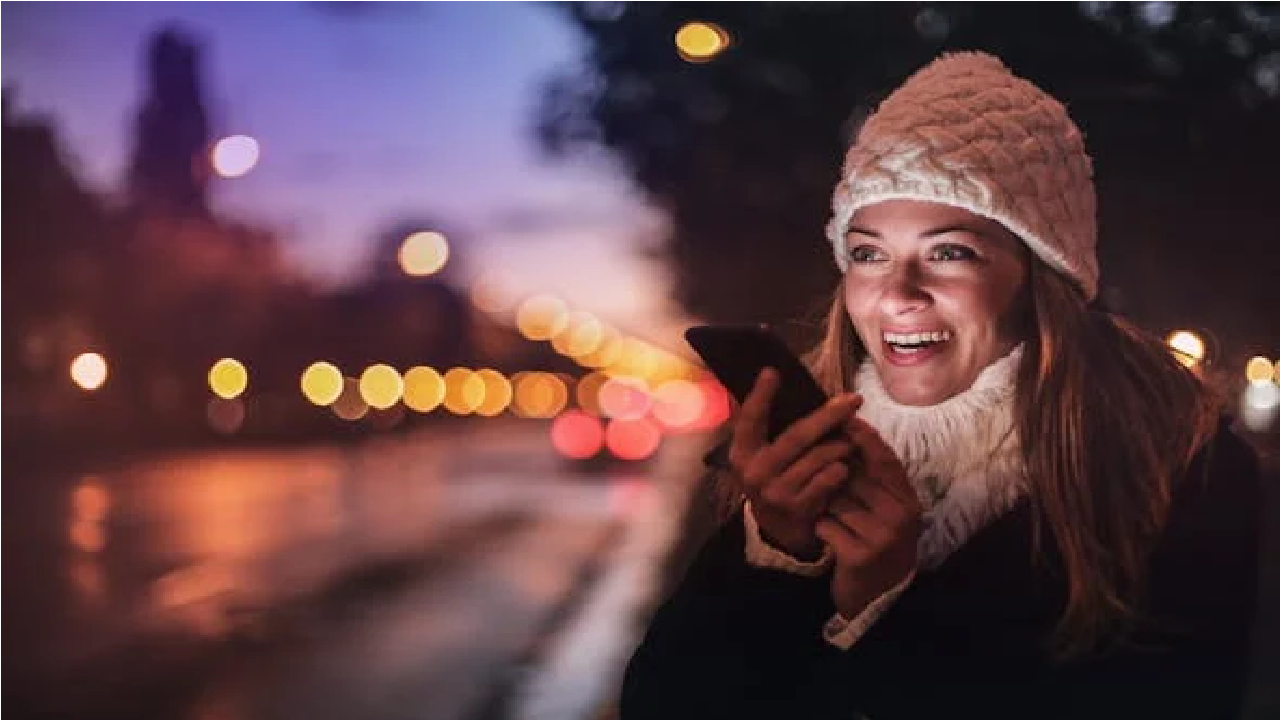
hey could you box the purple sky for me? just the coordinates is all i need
[2,2,682,338]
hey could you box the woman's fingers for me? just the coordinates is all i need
[727,369,780,470]
[815,514,871,565]
[787,459,850,516]
[750,393,861,478]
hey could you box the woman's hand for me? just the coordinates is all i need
[815,417,923,619]
[727,369,862,559]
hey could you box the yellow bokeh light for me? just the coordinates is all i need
[516,295,569,341]
[301,362,344,406]
[579,326,623,369]
[332,379,369,421]
[1246,356,1276,385]
[474,369,514,417]
[211,135,260,178]
[513,372,569,419]
[443,368,486,415]
[576,371,611,417]
[552,312,605,358]
[359,364,404,410]
[1166,331,1205,367]
[675,21,729,62]
[70,352,108,391]
[614,338,658,378]
[208,358,248,400]
[403,366,446,413]
[398,231,450,277]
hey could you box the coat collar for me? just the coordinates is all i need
[856,346,1028,569]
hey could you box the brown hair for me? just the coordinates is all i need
[805,261,1221,658]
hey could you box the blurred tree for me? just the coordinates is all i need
[537,3,1280,355]
[2,93,118,393]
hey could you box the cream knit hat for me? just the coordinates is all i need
[826,52,1099,299]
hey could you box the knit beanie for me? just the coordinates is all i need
[826,52,1099,299]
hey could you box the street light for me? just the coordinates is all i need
[1165,330,1205,368]
[398,231,449,277]
[208,358,248,399]
[211,135,260,178]
[675,21,730,63]
[1245,356,1275,386]
[70,352,108,391]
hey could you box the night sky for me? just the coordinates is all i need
[2,2,680,337]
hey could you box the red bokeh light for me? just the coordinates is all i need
[551,410,605,460]
[605,417,663,461]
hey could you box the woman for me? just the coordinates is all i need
[620,52,1262,719]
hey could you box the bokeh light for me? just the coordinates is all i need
[1245,356,1275,385]
[598,376,651,420]
[359,364,404,410]
[474,369,513,417]
[398,231,450,277]
[301,362,344,406]
[675,21,729,62]
[70,352,108,391]
[211,135,260,178]
[208,358,248,400]
[206,398,246,434]
[443,368,486,415]
[513,372,569,419]
[72,477,111,523]
[579,326,624,369]
[403,366,446,413]
[69,476,110,555]
[516,295,569,341]
[575,371,611,417]
[332,378,369,421]
[1240,380,1280,432]
[551,410,605,460]
[652,379,705,431]
[1166,330,1206,367]
[688,377,733,431]
[552,312,604,358]
[606,417,663,461]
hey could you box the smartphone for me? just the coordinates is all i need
[684,324,835,442]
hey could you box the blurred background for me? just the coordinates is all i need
[3,3,1278,719]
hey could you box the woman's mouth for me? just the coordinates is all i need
[882,330,952,366]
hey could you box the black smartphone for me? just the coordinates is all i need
[684,324,834,442]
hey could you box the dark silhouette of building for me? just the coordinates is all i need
[127,27,211,216]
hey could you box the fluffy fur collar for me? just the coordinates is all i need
[855,346,1027,569]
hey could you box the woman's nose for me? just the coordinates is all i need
[877,263,932,316]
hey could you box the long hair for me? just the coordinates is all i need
[805,261,1221,658]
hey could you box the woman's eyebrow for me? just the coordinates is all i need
[845,223,990,240]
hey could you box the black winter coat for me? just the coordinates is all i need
[621,424,1263,720]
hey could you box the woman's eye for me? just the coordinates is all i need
[931,244,977,262]
[848,245,885,263]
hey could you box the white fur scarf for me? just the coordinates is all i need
[855,346,1028,569]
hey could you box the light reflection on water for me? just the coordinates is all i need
[62,442,449,640]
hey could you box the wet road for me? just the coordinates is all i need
[4,420,706,720]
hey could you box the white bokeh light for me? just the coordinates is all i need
[211,135,260,178]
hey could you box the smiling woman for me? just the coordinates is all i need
[620,51,1263,720]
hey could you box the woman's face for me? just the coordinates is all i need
[843,199,1029,406]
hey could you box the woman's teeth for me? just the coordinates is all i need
[884,330,951,353]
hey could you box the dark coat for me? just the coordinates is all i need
[620,423,1263,720]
